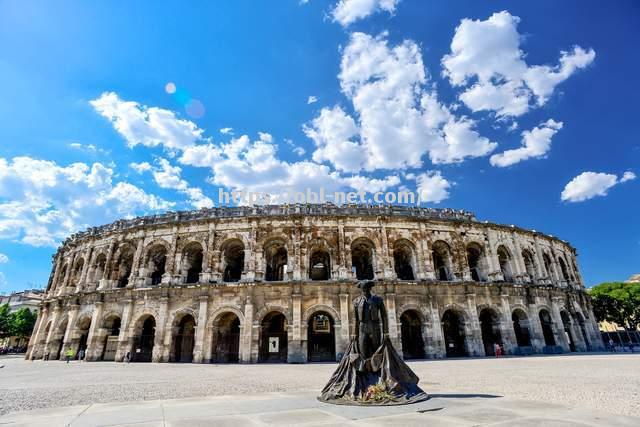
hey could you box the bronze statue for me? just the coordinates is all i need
[318,281,428,405]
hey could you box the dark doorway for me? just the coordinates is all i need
[223,240,245,282]
[512,309,532,347]
[212,313,241,363]
[442,310,466,357]
[102,316,121,361]
[133,316,156,362]
[309,250,330,280]
[307,312,335,362]
[351,239,374,280]
[539,309,556,346]
[479,308,502,356]
[183,243,203,284]
[260,312,288,363]
[265,242,287,282]
[393,242,415,280]
[400,310,425,359]
[172,315,195,363]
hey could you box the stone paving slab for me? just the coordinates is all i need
[2,391,640,427]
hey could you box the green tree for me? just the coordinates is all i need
[10,308,38,340]
[590,282,640,331]
[0,303,12,338]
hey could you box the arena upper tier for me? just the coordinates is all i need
[26,204,604,364]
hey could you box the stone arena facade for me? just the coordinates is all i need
[26,204,604,364]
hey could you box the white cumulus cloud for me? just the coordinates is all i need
[307,96,318,104]
[561,171,634,202]
[415,171,452,204]
[442,11,595,117]
[0,156,172,247]
[90,92,204,150]
[332,0,400,27]
[0,253,8,263]
[490,119,563,167]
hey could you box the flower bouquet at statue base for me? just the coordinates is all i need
[318,337,429,406]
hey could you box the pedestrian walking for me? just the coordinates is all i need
[494,343,501,357]
[78,349,85,361]
[125,351,131,363]
[44,350,50,361]
[608,338,615,352]
[65,348,75,363]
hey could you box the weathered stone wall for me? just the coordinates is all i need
[26,204,604,363]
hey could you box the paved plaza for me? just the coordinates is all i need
[1,353,639,426]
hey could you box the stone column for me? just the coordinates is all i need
[337,219,349,279]
[550,297,570,352]
[193,295,209,363]
[426,298,445,358]
[527,304,544,353]
[241,297,255,363]
[153,297,169,362]
[533,236,549,283]
[465,293,483,356]
[61,305,80,356]
[379,220,394,279]
[338,292,351,358]
[49,257,63,295]
[288,292,304,363]
[100,241,117,289]
[499,295,517,354]
[129,239,145,287]
[510,234,526,283]
[384,290,400,349]
[85,302,104,361]
[76,248,93,293]
[26,307,48,360]
[115,299,134,362]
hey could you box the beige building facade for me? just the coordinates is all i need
[26,204,604,363]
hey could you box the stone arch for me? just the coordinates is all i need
[479,306,503,356]
[432,240,453,281]
[263,238,288,282]
[307,310,336,362]
[392,238,416,281]
[542,252,555,279]
[512,307,532,348]
[144,242,169,286]
[55,263,69,292]
[538,308,556,347]
[307,238,333,281]
[208,306,246,329]
[466,241,488,282]
[303,304,341,324]
[111,242,135,288]
[396,303,427,324]
[131,313,157,362]
[558,256,571,282]
[169,307,198,328]
[220,238,245,282]
[399,309,426,359]
[181,241,204,284]
[351,237,376,280]
[521,249,537,282]
[496,245,514,282]
[560,310,577,352]
[210,309,242,363]
[256,305,291,326]
[89,252,108,284]
[259,310,289,363]
[71,256,85,287]
[440,306,469,357]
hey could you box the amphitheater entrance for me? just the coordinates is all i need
[560,311,576,352]
[574,312,591,351]
[480,308,503,356]
[400,310,425,359]
[259,312,288,363]
[51,317,68,360]
[133,316,156,362]
[442,310,466,357]
[512,309,532,347]
[539,309,556,347]
[101,316,121,361]
[307,312,335,362]
[171,315,195,363]
[211,312,240,363]
[75,316,92,355]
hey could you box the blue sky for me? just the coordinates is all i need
[0,0,638,292]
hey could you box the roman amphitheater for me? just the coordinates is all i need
[25,204,604,365]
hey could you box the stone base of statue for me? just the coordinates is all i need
[318,337,429,406]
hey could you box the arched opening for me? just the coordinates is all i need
[400,310,425,359]
[574,312,591,351]
[133,316,156,362]
[113,244,134,288]
[172,314,196,363]
[55,264,68,293]
[539,309,556,346]
[351,238,374,280]
[91,253,107,284]
[51,317,68,360]
[393,241,415,281]
[560,311,576,352]
[182,243,203,284]
[479,308,503,356]
[442,310,466,357]
[543,253,554,280]
[101,315,121,361]
[211,312,241,363]
[558,257,570,283]
[432,241,453,281]
[497,246,513,282]
[146,245,167,286]
[307,312,336,362]
[259,312,288,363]
[75,316,92,356]
[309,250,331,281]
[512,309,532,347]
[71,258,84,289]
[466,243,487,282]
[522,250,536,282]
[222,240,245,283]
[264,241,287,282]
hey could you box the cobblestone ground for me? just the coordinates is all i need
[1,353,638,417]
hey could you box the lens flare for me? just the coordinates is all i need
[165,82,176,94]
[185,99,205,119]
